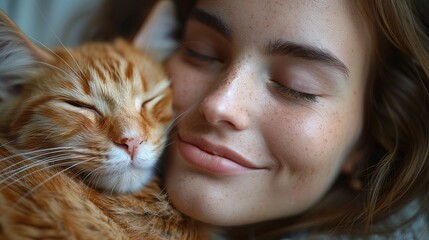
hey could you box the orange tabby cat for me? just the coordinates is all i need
[0,1,209,239]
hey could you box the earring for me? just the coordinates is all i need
[348,174,363,192]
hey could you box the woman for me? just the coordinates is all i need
[92,0,429,239]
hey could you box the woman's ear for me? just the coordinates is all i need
[132,0,179,62]
[341,145,367,191]
[0,10,52,100]
[342,147,365,175]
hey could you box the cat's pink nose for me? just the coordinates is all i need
[115,137,145,159]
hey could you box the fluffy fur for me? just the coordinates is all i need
[0,37,173,194]
[0,147,207,239]
[0,2,210,239]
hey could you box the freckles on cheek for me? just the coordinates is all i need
[301,111,350,159]
[170,72,197,113]
[172,81,189,108]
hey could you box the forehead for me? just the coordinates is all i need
[48,43,166,104]
[196,0,363,34]
[195,0,371,72]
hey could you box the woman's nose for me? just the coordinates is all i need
[198,69,252,130]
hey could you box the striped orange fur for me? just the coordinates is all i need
[0,2,211,239]
[0,150,208,239]
[0,37,173,194]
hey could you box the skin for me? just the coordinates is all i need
[165,0,373,226]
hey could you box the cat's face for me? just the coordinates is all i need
[1,40,172,194]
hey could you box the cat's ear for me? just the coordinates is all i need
[133,0,179,62]
[0,10,53,100]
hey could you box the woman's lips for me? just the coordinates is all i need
[177,134,263,175]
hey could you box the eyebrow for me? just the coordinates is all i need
[189,8,232,40]
[189,8,350,79]
[266,40,350,78]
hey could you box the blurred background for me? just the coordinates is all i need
[0,0,104,47]
[0,0,195,48]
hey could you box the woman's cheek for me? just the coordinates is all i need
[167,55,198,113]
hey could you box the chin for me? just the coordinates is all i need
[168,192,263,227]
[165,174,254,226]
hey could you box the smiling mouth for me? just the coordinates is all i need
[177,134,264,175]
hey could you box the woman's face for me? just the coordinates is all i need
[165,0,372,226]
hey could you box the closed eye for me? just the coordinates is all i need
[269,80,319,103]
[64,100,102,116]
[142,96,157,107]
[185,48,220,63]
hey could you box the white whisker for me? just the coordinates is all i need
[80,165,104,185]
[12,158,96,207]
[59,46,86,80]
[165,100,201,134]
[0,153,71,178]
[109,175,121,195]
[0,155,88,190]
[35,61,76,79]
[28,34,84,80]
[0,148,75,175]
[0,140,16,149]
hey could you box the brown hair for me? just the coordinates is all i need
[90,0,429,238]
[359,0,429,232]
[256,0,429,238]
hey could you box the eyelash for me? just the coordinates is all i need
[64,100,103,116]
[270,80,319,103]
[185,48,220,63]
[183,47,318,103]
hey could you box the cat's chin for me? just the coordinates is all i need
[89,169,155,194]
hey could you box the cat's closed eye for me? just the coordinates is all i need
[64,100,102,116]
[142,96,157,107]
[0,0,175,195]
